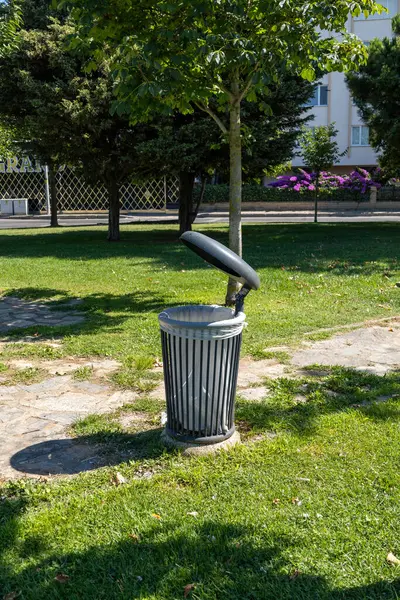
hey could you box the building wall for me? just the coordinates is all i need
[292,3,399,171]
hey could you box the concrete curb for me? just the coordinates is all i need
[161,429,241,455]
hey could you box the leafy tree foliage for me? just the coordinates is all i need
[299,124,346,222]
[347,16,400,174]
[134,73,314,235]
[0,4,146,238]
[0,0,22,58]
[63,0,382,302]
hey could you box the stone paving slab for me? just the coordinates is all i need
[0,357,132,479]
[2,321,400,480]
[0,295,85,333]
[291,323,400,374]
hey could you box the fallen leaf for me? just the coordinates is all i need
[290,569,301,580]
[387,552,400,565]
[184,583,195,598]
[272,498,280,505]
[129,534,140,542]
[151,513,162,520]
[111,472,127,486]
[291,497,302,506]
[54,573,70,583]
[3,593,19,600]
[187,511,198,518]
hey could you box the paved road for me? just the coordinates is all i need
[2,211,400,229]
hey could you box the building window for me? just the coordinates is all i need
[351,126,370,146]
[305,85,328,107]
[354,0,397,19]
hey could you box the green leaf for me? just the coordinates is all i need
[301,67,316,82]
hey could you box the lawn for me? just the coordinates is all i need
[0,222,399,359]
[1,223,400,599]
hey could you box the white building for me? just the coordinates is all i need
[292,0,398,173]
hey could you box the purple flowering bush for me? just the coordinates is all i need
[270,167,381,194]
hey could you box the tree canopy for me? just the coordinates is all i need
[0,3,148,238]
[347,16,400,174]
[63,0,383,303]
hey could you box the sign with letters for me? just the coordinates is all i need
[0,156,44,173]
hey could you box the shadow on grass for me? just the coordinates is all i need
[236,366,400,437]
[0,223,400,276]
[10,429,166,476]
[0,516,399,599]
[1,287,179,342]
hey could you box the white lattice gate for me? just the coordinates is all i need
[0,171,46,213]
[0,164,179,214]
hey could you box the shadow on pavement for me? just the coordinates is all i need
[10,429,165,476]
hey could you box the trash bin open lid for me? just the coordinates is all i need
[180,231,260,290]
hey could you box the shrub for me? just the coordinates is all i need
[270,167,381,194]
[194,183,370,204]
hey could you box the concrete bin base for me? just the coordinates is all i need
[161,429,241,455]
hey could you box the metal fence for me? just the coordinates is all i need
[0,166,179,214]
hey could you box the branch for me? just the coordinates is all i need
[194,101,228,134]
[215,81,234,101]
[238,63,260,102]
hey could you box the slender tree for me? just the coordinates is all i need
[134,74,314,235]
[299,124,346,223]
[63,0,383,303]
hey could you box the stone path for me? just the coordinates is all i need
[0,296,85,333]
[0,358,136,479]
[291,322,400,375]
[1,315,400,480]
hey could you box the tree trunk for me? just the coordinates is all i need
[314,171,319,224]
[226,94,242,306]
[48,163,59,227]
[107,176,120,242]
[190,178,206,225]
[178,171,196,235]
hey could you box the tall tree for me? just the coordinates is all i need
[64,0,383,303]
[0,4,147,239]
[299,124,345,223]
[347,16,400,174]
[134,74,314,235]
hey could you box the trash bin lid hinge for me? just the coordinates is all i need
[234,284,251,316]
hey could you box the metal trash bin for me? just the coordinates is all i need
[159,231,260,445]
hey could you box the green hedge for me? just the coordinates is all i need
[194,183,370,204]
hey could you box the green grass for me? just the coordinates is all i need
[72,365,93,381]
[70,397,165,441]
[1,223,400,599]
[112,356,162,393]
[0,343,64,361]
[1,368,400,599]
[8,366,47,385]
[0,223,399,360]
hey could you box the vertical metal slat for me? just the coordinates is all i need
[209,339,218,437]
